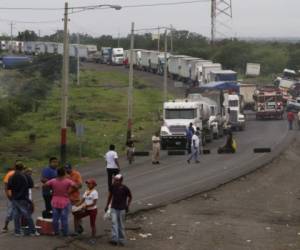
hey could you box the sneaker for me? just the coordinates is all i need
[30,231,40,237]
[195,160,200,163]
[109,240,118,246]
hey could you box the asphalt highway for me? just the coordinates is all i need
[0,116,290,220]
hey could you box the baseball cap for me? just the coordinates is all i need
[85,178,97,186]
[64,163,72,170]
[114,174,123,180]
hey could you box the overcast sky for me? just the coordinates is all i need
[0,0,299,39]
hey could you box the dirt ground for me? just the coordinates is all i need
[66,134,300,250]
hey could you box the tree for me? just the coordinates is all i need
[17,30,38,41]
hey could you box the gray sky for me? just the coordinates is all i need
[0,0,299,39]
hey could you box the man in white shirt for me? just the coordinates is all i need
[152,132,161,165]
[105,144,120,190]
[187,130,200,164]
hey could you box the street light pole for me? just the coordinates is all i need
[127,22,135,143]
[77,33,80,86]
[163,29,168,102]
[61,1,69,164]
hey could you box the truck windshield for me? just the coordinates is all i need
[165,109,196,119]
[115,54,123,57]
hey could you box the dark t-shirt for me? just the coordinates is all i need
[7,171,34,200]
[110,184,132,210]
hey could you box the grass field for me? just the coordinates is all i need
[0,68,164,171]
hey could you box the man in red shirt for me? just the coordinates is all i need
[287,111,295,130]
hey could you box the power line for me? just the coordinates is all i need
[0,17,61,24]
[0,0,209,12]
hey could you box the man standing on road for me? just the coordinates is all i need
[8,162,38,236]
[105,174,132,246]
[152,132,161,165]
[105,145,120,191]
[186,123,195,154]
[187,130,200,164]
[2,164,16,232]
[287,111,295,130]
[41,157,58,215]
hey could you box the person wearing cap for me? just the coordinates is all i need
[105,174,132,246]
[73,179,98,238]
[7,162,38,236]
[105,144,120,191]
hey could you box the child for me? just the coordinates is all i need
[73,179,98,238]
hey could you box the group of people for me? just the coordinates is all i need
[2,145,132,247]
[287,110,300,130]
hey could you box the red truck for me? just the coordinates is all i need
[253,87,284,120]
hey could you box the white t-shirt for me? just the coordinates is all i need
[83,189,98,210]
[152,136,160,143]
[105,150,118,169]
[192,134,200,148]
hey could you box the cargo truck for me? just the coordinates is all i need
[201,63,222,84]
[253,87,284,120]
[210,70,237,82]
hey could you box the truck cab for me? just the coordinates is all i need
[225,94,246,130]
[111,48,124,65]
[160,100,201,150]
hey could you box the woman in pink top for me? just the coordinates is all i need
[45,167,75,236]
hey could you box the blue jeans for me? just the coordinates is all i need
[289,120,293,130]
[188,147,199,162]
[12,200,36,235]
[5,199,13,224]
[111,209,126,243]
[52,205,69,236]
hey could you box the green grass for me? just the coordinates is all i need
[0,68,164,171]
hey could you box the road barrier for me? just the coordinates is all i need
[168,150,186,156]
[253,148,271,153]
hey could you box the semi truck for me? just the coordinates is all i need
[253,87,284,120]
[99,47,112,64]
[160,94,224,150]
[201,63,222,84]
[109,48,124,65]
[239,83,256,110]
[210,70,237,82]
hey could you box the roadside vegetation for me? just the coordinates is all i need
[0,56,163,171]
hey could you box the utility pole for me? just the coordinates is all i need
[163,29,168,102]
[10,21,13,53]
[117,32,120,47]
[77,33,80,86]
[157,26,160,52]
[211,0,216,44]
[61,1,69,164]
[127,22,135,143]
[170,24,174,53]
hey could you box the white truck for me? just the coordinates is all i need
[168,55,187,79]
[239,83,256,110]
[110,48,124,65]
[140,50,152,71]
[178,57,203,83]
[224,93,246,131]
[160,94,224,150]
[202,63,222,84]
[210,70,237,82]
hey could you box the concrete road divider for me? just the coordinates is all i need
[168,150,186,156]
[134,151,150,156]
[253,148,271,153]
